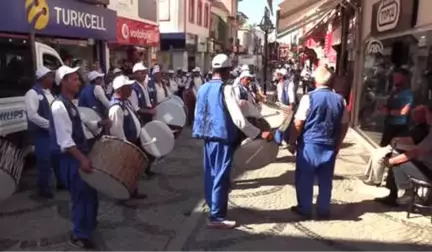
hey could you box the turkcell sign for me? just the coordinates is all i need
[0,0,117,41]
[53,7,107,31]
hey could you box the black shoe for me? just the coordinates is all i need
[316,212,331,220]
[131,191,147,199]
[145,170,157,177]
[374,196,398,207]
[290,206,312,220]
[69,236,96,250]
[56,184,66,191]
[39,191,54,199]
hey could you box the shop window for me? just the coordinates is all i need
[0,38,33,98]
[197,0,203,26]
[357,32,432,145]
[189,0,195,23]
[204,4,209,28]
[43,54,62,71]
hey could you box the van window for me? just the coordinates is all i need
[43,53,62,70]
[0,38,33,98]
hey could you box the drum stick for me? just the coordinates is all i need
[245,145,265,164]
[141,137,157,146]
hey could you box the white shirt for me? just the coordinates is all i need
[24,88,55,129]
[106,82,113,96]
[93,85,111,109]
[109,101,141,141]
[129,82,152,111]
[233,77,241,86]
[155,82,169,103]
[169,78,178,92]
[193,77,203,90]
[51,100,99,152]
[232,84,261,119]
[294,87,349,124]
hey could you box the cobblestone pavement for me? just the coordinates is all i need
[1,128,432,251]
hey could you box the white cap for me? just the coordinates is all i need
[241,64,249,71]
[55,65,80,85]
[113,68,122,74]
[87,71,105,82]
[208,70,213,74]
[35,66,53,80]
[212,54,231,69]
[193,67,201,72]
[239,71,253,79]
[112,75,135,90]
[168,69,175,74]
[133,62,147,73]
[152,65,161,74]
[182,68,188,72]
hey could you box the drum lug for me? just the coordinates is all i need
[141,137,157,146]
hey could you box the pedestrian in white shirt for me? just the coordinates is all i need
[109,75,149,199]
[25,66,60,198]
[78,71,111,117]
[106,68,123,98]
[129,62,155,124]
[51,65,110,249]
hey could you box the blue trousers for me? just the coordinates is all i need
[58,154,98,239]
[203,141,234,222]
[34,134,54,193]
[274,129,290,145]
[295,143,336,215]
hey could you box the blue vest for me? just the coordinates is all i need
[110,97,139,143]
[28,84,60,153]
[78,85,105,116]
[147,77,168,105]
[192,79,238,144]
[57,95,89,153]
[132,81,148,109]
[236,85,249,100]
[301,88,345,146]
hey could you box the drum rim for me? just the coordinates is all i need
[141,120,176,157]
[100,135,149,163]
[78,168,132,199]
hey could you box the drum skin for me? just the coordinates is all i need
[154,101,187,128]
[80,136,148,200]
[259,103,285,129]
[78,107,102,139]
[140,121,175,158]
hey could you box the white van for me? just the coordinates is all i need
[0,37,64,153]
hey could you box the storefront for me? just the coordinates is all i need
[109,16,159,75]
[352,0,428,146]
[0,0,116,91]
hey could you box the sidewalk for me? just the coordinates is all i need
[1,129,432,250]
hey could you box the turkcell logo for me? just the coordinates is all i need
[0,110,25,122]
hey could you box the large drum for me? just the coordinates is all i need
[167,95,185,107]
[78,107,102,139]
[140,121,175,158]
[0,139,25,202]
[259,103,285,129]
[79,136,148,200]
[154,100,187,138]
[233,118,279,170]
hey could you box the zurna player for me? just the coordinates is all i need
[193,53,272,229]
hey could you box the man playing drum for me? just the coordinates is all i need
[78,70,111,117]
[233,64,266,102]
[109,75,149,200]
[193,54,271,229]
[129,62,157,176]
[148,65,171,105]
[51,65,110,249]
[288,66,349,220]
[232,71,261,119]
[166,69,179,95]
[25,66,61,198]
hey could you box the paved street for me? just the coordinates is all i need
[1,128,432,251]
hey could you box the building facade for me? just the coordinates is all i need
[158,0,211,72]
[108,0,160,73]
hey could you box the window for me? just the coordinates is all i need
[43,54,62,71]
[204,4,209,28]
[356,31,432,145]
[197,0,203,26]
[189,0,195,23]
[0,38,33,98]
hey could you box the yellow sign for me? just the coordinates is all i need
[26,0,50,30]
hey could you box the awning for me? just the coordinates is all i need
[277,0,342,39]
[299,9,340,44]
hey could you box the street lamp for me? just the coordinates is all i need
[259,8,274,95]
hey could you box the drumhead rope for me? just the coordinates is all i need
[0,138,25,201]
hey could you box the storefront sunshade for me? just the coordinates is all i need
[277,0,342,39]
[299,9,339,44]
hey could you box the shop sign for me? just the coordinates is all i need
[116,16,159,47]
[0,0,117,40]
[366,39,384,55]
[370,0,418,36]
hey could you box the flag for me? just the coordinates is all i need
[267,0,273,15]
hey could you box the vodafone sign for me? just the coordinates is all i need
[116,17,159,46]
